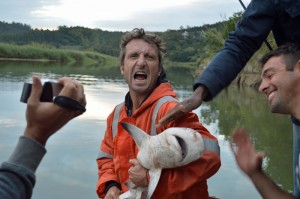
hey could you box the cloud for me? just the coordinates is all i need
[92,0,249,31]
[0,0,56,21]
[0,0,251,31]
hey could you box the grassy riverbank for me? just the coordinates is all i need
[0,43,118,67]
[0,43,197,70]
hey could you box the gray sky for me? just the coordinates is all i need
[1,0,251,31]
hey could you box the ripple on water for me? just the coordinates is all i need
[0,119,17,128]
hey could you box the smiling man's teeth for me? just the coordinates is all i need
[268,92,275,101]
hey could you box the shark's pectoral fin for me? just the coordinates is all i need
[121,122,149,148]
[146,168,162,199]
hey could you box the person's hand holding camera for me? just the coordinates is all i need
[24,76,86,146]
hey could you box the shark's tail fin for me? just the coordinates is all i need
[146,168,162,199]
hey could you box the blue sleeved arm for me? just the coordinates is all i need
[0,136,46,199]
[194,0,276,101]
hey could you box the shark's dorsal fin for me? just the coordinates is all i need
[121,122,149,148]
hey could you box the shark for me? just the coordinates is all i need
[119,122,205,199]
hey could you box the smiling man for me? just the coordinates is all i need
[259,45,300,116]
[232,43,300,198]
[95,28,221,199]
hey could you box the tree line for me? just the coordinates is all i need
[0,16,235,64]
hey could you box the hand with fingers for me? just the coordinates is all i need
[230,128,266,177]
[128,159,148,187]
[24,76,87,146]
[156,85,207,128]
[230,128,297,199]
[104,186,121,199]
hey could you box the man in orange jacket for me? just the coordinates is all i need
[96,28,221,199]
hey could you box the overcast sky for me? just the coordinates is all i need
[1,0,251,31]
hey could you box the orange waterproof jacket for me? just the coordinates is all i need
[96,83,221,199]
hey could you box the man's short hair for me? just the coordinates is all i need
[260,43,300,71]
[119,28,166,68]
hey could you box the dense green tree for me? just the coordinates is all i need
[0,12,257,68]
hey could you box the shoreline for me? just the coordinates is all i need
[0,58,57,62]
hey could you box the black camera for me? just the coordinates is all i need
[20,81,62,103]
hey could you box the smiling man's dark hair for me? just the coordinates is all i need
[260,43,300,71]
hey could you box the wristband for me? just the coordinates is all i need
[53,96,86,113]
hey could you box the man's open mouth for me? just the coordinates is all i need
[134,71,147,80]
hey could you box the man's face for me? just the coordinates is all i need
[120,39,161,98]
[259,56,299,114]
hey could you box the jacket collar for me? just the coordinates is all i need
[124,82,176,116]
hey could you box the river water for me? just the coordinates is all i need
[0,61,293,199]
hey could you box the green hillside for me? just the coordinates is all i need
[0,11,275,86]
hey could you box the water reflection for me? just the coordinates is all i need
[0,61,293,199]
